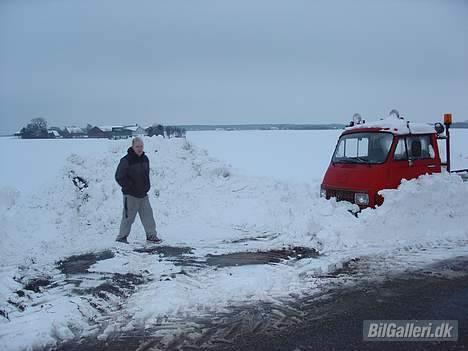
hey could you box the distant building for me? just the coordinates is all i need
[14,130,22,138]
[88,124,153,139]
[88,125,130,139]
[111,126,133,140]
[124,125,147,137]
[48,130,61,138]
[88,126,110,139]
[98,126,122,139]
[63,127,86,138]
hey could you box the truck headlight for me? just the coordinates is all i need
[354,192,369,206]
[320,187,327,198]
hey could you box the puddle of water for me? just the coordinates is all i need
[205,247,319,267]
[133,245,193,256]
[226,232,281,244]
[56,250,115,275]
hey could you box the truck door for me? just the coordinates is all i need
[389,134,438,187]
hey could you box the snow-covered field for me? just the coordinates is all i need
[188,129,468,182]
[0,129,467,350]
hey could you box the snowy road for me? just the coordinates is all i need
[3,238,468,350]
[52,244,468,351]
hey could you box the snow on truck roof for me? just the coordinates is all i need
[344,116,436,135]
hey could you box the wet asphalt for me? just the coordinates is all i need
[209,256,468,351]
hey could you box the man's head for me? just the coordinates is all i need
[132,137,144,156]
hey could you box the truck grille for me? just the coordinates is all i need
[327,189,355,203]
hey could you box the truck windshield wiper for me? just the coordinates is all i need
[354,157,368,163]
[334,157,368,164]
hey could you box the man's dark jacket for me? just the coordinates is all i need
[115,147,151,198]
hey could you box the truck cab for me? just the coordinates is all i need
[320,112,443,208]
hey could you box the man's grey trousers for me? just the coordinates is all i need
[117,194,157,240]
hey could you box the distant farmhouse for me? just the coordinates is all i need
[63,127,87,138]
[88,125,147,139]
[87,126,109,138]
[111,126,133,140]
[48,130,61,138]
[124,125,147,137]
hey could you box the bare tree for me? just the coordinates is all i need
[21,117,49,139]
[165,125,174,138]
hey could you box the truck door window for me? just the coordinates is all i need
[407,135,433,160]
[394,135,434,161]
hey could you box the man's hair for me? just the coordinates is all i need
[132,137,143,146]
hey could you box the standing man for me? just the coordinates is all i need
[115,137,161,244]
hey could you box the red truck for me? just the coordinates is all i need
[320,111,467,208]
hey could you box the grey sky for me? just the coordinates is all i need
[1,0,467,134]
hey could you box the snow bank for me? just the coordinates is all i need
[359,173,468,246]
[0,135,352,267]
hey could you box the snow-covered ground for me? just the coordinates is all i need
[188,129,342,184]
[0,129,467,350]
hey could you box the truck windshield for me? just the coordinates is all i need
[332,132,393,164]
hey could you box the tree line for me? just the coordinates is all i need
[146,124,186,138]
[18,118,186,139]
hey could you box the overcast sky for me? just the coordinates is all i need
[1,0,467,133]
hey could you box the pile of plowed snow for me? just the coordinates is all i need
[0,136,347,266]
[1,136,467,266]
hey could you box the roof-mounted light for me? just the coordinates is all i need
[389,109,403,120]
[444,113,452,125]
[352,113,363,125]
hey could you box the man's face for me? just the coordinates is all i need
[132,141,144,156]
